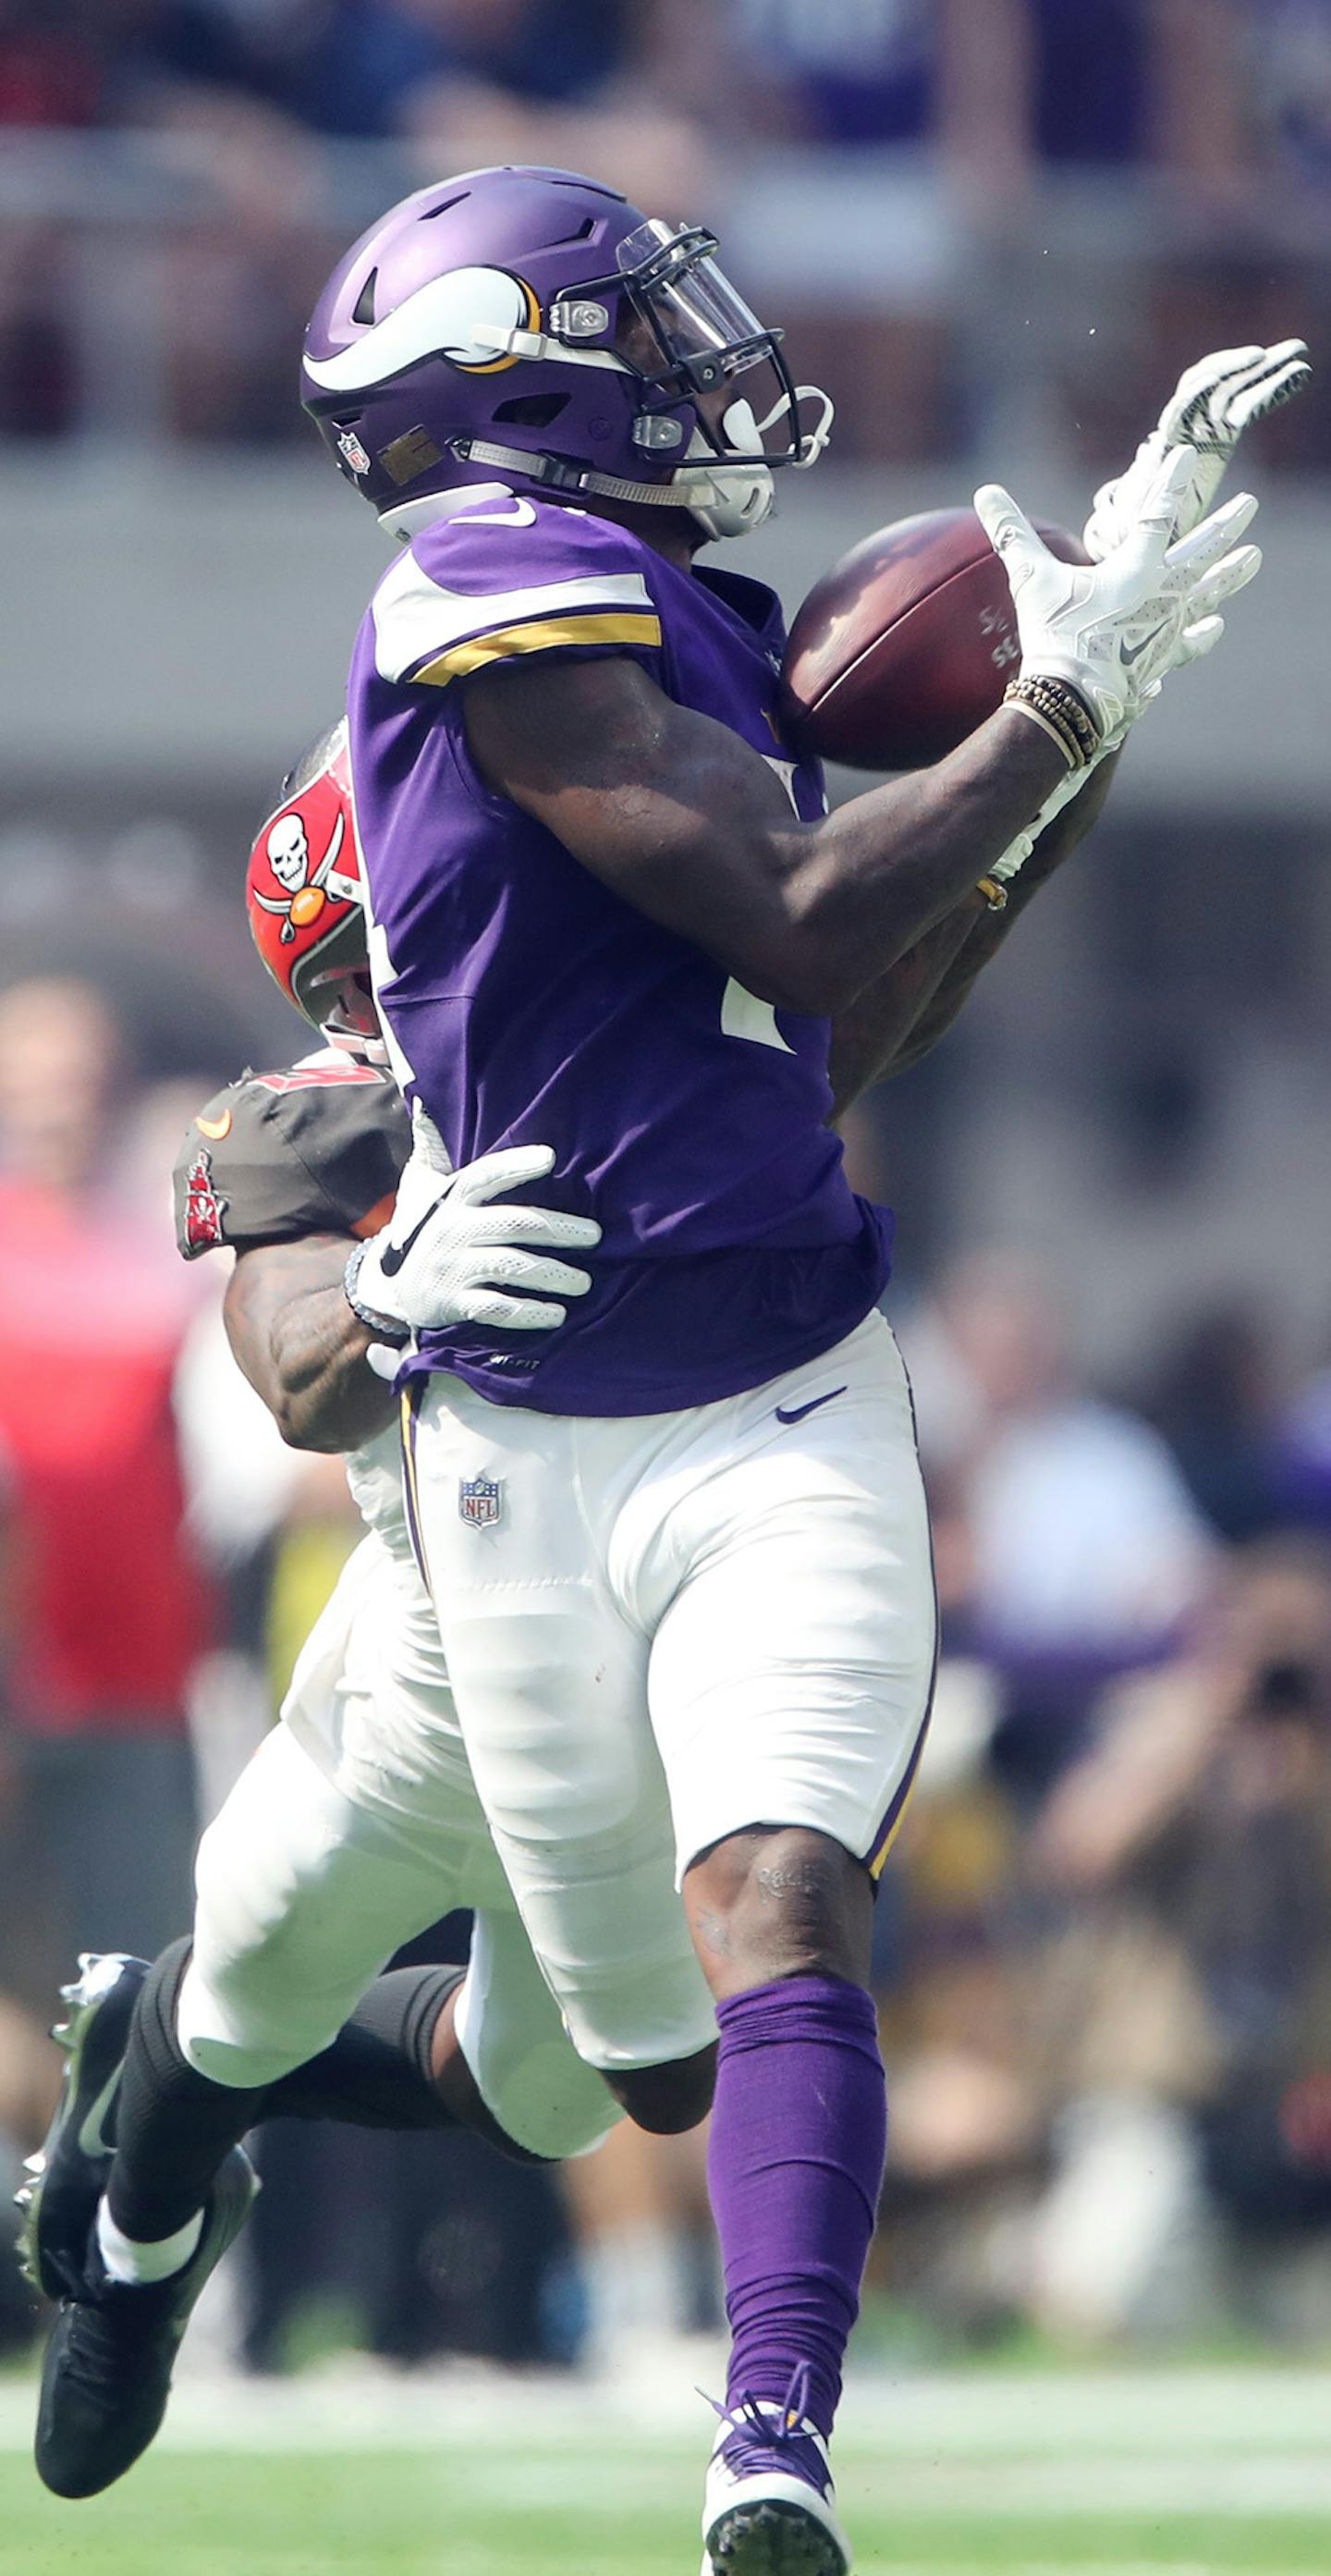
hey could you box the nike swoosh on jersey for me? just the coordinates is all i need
[1119,631,1158,666]
[378,1195,446,1278]
[195,1108,233,1140]
[458,496,538,528]
[79,2065,124,2161]
[775,1385,847,1426]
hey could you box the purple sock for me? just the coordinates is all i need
[708,1974,887,2440]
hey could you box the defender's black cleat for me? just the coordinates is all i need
[16,1953,149,2303]
[34,2146,258,2499]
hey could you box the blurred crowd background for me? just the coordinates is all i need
[4,0,1331,2385]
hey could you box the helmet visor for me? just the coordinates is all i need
[611,220,805,466]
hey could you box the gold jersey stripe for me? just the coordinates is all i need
[414,609,663,688]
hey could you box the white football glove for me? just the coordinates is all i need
[348,1105,600,1343]
[975,444,1261,744]
[1083,338,1310,562]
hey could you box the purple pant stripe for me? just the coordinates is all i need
[865,1699,932,1879]
[397,1382,432,1599]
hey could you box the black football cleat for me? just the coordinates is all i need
[16,1953,149,2304]
[34,2145,258,2498]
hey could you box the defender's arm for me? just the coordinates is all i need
[828,751,1120,1109]
[224,1234,394,1454]
[222,1145,603,1450]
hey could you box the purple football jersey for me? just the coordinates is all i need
[348,486,892,1415]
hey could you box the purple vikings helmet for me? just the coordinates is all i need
[301,166,832,543]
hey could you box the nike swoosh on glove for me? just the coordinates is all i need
[1083,338,1310,562]
[348,1107,601,1342]
[976,445,1261,744]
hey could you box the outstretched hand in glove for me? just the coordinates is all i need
[975,442,1261,751]
[1083,337,1310,562]
[347,1104,601,1350]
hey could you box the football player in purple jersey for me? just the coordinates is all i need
[36,159,1303,2569]
[310,194,1282,2573]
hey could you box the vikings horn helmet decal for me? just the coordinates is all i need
[301,166,833,544]
[246,722,384,1061]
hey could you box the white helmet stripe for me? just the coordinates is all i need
[305,267,536,394]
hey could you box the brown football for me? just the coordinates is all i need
[780,506,1089,771]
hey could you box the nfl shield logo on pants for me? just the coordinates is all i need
[458,1476,504,1528]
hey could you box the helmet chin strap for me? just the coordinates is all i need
[453,435,739,511]
[380,388,832,544]
[324,1019,389,1066]
[380,436,755,550]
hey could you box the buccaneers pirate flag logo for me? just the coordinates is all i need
[251,805,360,944]
[184,1148,227,1253]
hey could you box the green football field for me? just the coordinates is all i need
[1,2365,1328,2576]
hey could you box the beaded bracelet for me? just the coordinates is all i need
[1004,673,1101,768]
[1010,672,1101,761]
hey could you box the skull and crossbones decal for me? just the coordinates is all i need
[252,808,356,942]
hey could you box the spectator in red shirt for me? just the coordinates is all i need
[0,978,210,2011]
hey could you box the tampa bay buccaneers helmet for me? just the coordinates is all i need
[301,165,833,545]
[246,722,384,1061]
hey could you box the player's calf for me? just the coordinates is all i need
[606,2044,716,2135]
[683,1827,885,2576]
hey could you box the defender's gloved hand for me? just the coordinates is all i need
[975,446,1261,748]
[347,1106,601,1343]
[1083,339,1310,562]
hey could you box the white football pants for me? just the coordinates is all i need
[403,1311,937,2070]
[179,1538,622,2158]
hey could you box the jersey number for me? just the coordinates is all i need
[720,754,802,1054]
[372,859,795,1071]
[721,978,795,1055]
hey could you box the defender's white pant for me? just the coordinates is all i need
[405,1313,937,2068]
[180,1539,621,2159]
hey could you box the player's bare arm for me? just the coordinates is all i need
[465,651,1070,1018]
[828,749,1120,1108]
[225,1233,393,1454]
[463,444,1256,1024]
